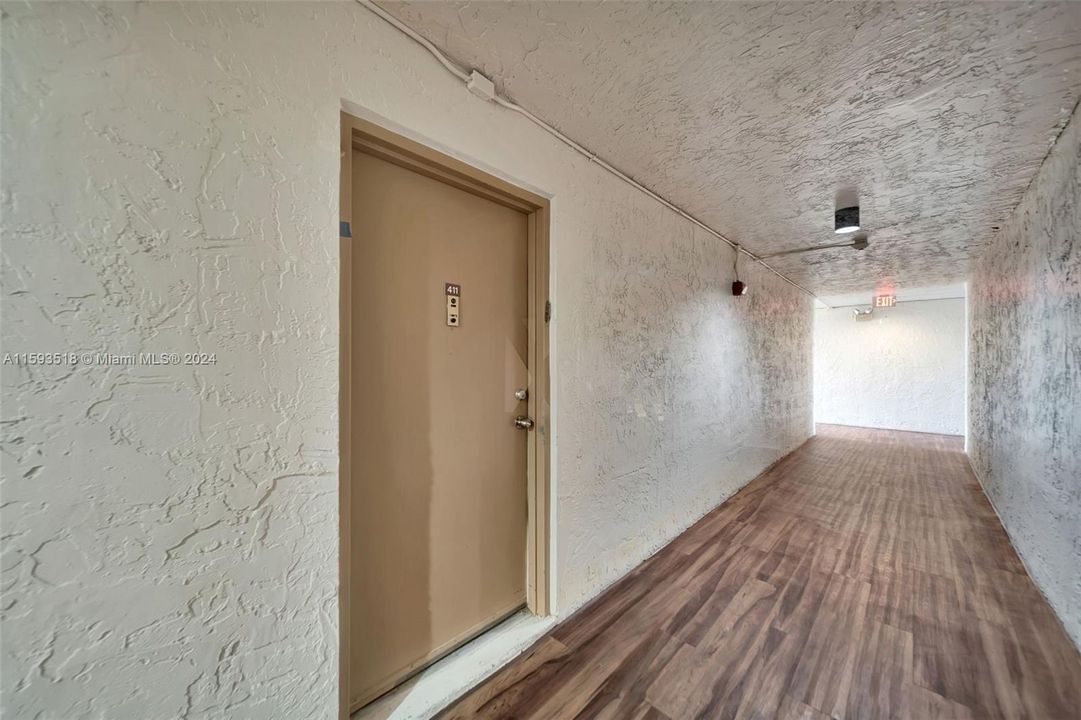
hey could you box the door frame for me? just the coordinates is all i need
[338,112,552,717]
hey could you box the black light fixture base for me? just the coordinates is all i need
[835,206,860,234]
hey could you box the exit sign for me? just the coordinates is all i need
[874,294,896,308]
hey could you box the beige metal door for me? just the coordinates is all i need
[349,149,529,708]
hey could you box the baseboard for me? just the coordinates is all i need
[965,457,1081,656]
[428,431,815,716]
[817,421,964,438]
[555,432,814,622]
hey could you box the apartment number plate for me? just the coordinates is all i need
[445,282,460,327]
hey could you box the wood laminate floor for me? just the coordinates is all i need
[440,425,1081,719]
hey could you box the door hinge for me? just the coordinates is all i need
[544,301,551,323]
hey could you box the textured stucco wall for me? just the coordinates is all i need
[562,212,812,603]
[969,105,1081,650]
[814,298,966,435]
[0,2,813,717]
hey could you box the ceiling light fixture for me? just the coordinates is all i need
[835,206,860,234]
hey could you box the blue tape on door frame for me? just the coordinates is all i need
[340,221,352,238]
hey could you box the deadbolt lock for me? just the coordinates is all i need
[514,388,528,401]
[514,416,535,430]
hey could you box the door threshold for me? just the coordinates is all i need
[350,609,555,720]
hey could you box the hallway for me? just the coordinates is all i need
[5,3,1081,716]
[441,425,1081,719]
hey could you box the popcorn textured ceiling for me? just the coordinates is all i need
[377,1,1081,295]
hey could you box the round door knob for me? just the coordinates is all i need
[514,416,535,430]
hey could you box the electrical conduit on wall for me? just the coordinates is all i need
[354,0,815,300]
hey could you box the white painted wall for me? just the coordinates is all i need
[814,298,966,435]
[0,3,813,717]
[969,105,1081,650]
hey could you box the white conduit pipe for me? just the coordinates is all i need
[356,0,816,298]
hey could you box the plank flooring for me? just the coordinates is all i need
[440,425,1081,719]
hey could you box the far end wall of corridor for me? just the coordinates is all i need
[814,297,966,436]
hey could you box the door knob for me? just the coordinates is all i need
[514,416,535,430]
